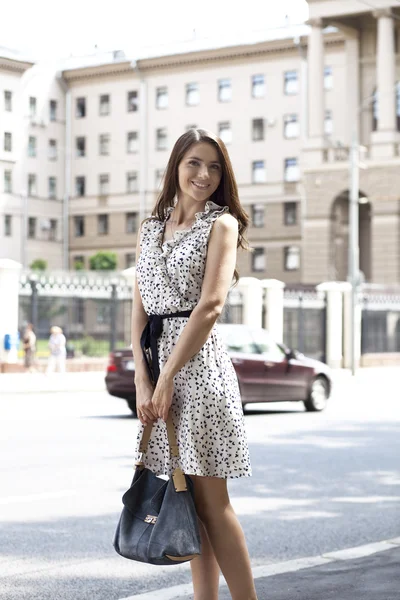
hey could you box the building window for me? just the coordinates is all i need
[127,90,139,112]
[284,70,298,95]
[73,256,85,270]
[28,136,37,157]
[126,252,136,268]
[252,248,266,272]
[99,174,109,195]
[127,131,139,153]
[218,121,232,145]
[155,169,164,189]
[29,97,37,118]
[251,204,264,228]
[74,216,85,237]
[252,161,266,184]
[324,110,333,136]
[4,215,12,236]
[324,66,333,90]
[28,217,36,239]
[49,99,57,121]
[76,137,86,157]
[99,94,110,115]
[156,86,168,109]
[127,171,138,193]
[49,219,57,241]
[284,114,299,139]
[284,158,300,182]
[48,177,57,199]
[252,118,264,141]
[76,97,86,118]
[28,174,37,196]
[4,132,12,152]
[75,176,85,196]
[284,202,297,225]
[252,74,265,98]
[98,214,109,235]
[48,139,57,160]
[126,212,138,233]
[156,128,168,150]
[218,78,232,102]
[186,83,199,106]
[4,170,12,193]
[99,133,110,155]
[4,90,12,111]
[284,246,300,271]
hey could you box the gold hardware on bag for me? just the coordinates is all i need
[144,515,158,524]
[172,467,187,492]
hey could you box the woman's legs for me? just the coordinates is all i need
[191,475,257,600]
[190,519,220,600]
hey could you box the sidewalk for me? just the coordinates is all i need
[0,367,399,394]
[222,545,400,600]
[122,540,400,600]
[0,366,397,395]
[0,370,106,394]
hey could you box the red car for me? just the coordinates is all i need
[105,324,332,417]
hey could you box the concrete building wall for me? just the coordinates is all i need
[0,57,65,268]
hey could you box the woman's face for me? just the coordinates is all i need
[177,142,222,204]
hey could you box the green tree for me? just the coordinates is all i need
[30,259,47,271]
[89,251,117,271]
[74,260,85,271]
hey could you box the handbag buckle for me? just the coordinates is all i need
[144,515,158,524]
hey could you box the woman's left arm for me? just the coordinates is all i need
[152,213,238,421]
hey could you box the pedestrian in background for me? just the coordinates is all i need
[131,128,257,599]
[22,323,37,373]
[46,326,67,374]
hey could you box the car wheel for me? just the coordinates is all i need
[127,396,138,418]
[304,376,329,412]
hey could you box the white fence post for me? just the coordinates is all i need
[235,277,263,328]
[261,279,285,343]
[316,281,350,369]
[342,284,362,369]
[0,259,23,365]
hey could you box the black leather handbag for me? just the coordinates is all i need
[113,414,201,565]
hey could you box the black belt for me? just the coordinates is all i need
[140,310,193,384]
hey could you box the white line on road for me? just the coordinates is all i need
[118,537,400,600]
[0,490,77,505]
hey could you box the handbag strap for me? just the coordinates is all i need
[137,414,187,493]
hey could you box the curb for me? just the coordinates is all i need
[118,537,400,600]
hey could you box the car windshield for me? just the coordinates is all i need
[249,327,286,361]
[217,325,259,354]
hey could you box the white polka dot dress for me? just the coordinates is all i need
[135,200,252,479]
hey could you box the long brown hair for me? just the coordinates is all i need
[152,128,249,283]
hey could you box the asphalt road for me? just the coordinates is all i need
[0,370,399,600]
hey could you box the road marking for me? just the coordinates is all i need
[118,537,400,600]
[0,490,76,505]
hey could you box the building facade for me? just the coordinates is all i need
[0,50,66,268]
[1,0,400,284]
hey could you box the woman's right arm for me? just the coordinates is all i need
[131,222,158,425]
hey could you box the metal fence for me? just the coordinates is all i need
[19,271,132,358]
[283,287,327,362]
[361,286,400,354]
[18,271,245,358]
[219,288,244,324]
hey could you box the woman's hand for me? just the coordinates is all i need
[135,377,157,426]
[151,372,174,422]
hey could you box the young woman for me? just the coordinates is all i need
[131,128,258,600]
